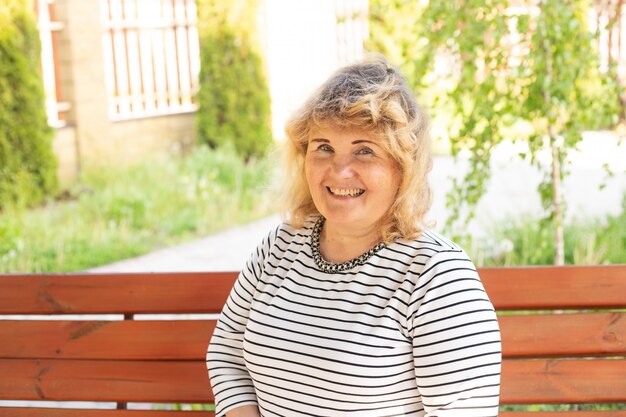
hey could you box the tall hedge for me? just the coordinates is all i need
[196,0,273,160]
[0,0,58,210]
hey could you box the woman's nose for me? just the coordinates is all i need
[331,155,355,177]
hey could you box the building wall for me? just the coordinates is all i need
[51,126,78,185]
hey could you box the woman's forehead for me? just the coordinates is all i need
[308,125,378,142]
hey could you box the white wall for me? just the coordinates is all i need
[261,0,369,139]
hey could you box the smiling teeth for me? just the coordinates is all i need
[329,188,364,197]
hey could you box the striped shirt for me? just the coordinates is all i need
[207,220,501,417]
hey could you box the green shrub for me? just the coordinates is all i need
[196,0,273,160]
[0,0,58,210]
[464,196,626,266]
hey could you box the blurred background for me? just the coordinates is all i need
[1,0,625,272]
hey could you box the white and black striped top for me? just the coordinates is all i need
[207,220,501,417]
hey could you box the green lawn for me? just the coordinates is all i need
[0,145,279,272]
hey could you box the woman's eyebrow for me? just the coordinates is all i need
[352,139,378,145]
[310,138,330,143]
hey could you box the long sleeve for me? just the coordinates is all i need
[408,250,502,417]
[207,233,273,416]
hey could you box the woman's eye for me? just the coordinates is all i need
[317,144,333,152]
[356,147,374,156]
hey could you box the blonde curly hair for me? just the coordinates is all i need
[282,54,432,243]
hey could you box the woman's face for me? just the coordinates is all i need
[304,126,401,233]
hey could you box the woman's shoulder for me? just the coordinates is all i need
[386,228,473,271]
[263,216,317,247]
[392,228,466,255]
[380,230,480,295]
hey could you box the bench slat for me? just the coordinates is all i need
[0,408,215,416]
[2,266,625,314]
[4,357,625,404]
[501,359,626,404]
[0,321,216,360]
[3,313,626,361]
[480,265,626,310]
[499,312,626,357]
[0,359,213,403]
[0,410,624,417]
[0,273,237,315]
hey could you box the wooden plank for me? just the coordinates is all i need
[2,266,625,314]
[0,273,237,314]
[0,359,214,403]
[4,312,625,361]
[499,312,626,357]
[4,357,624,409]
[1,410,624,417]
[0,321,216,360]
[0,409,613,417]
[480,265,626,310]
[501,359,626,404]
[0,408,214,417]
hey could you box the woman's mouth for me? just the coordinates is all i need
[327,187,365,197]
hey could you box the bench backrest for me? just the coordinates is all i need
[1,265,625,416]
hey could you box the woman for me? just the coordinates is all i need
[207,55,501,417]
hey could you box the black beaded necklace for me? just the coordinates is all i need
[310,217,386,274]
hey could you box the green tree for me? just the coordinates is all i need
[196,0,273,160]
[370,0,621,264]
[0,0,58,210]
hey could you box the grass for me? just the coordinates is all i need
[501,404,626,412]
[460,196,626,266]
[0,144,279,273]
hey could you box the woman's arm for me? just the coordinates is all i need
[208,228,279,416]
[207,263,259,415]
[409,251,501,416]
[226,405,261,417]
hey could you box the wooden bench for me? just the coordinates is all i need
[1,265,625,416]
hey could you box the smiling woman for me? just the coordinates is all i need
[206,55,502,417]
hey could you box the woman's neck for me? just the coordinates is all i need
[319,220,382,263]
